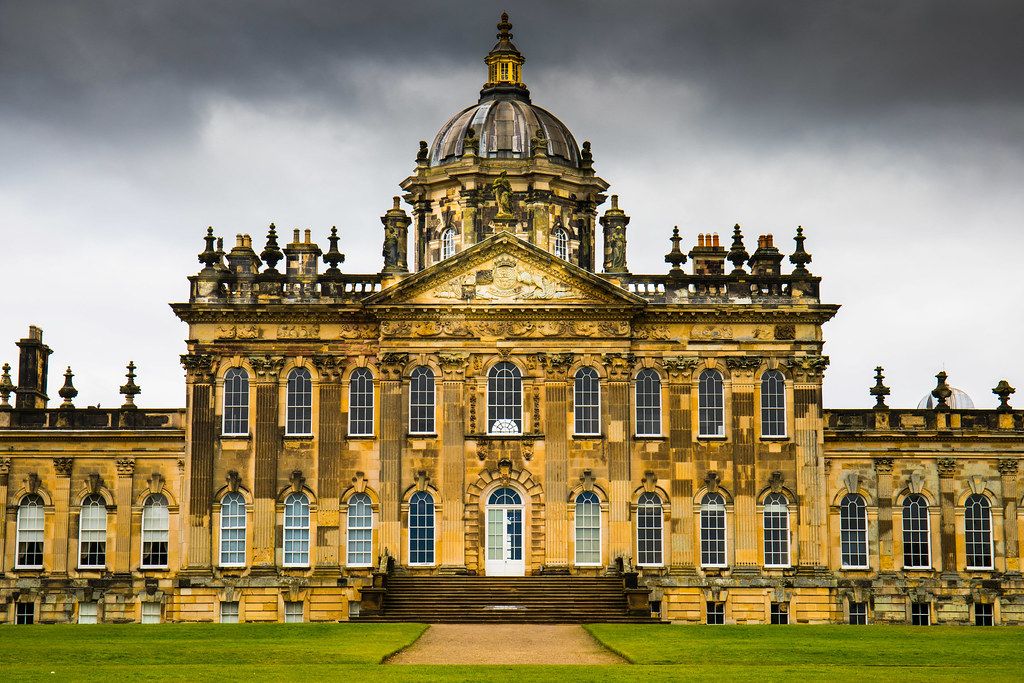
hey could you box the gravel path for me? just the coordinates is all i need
[387,624,626,665]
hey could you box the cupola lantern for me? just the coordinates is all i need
[484,13,526,91]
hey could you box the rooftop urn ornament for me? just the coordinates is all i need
[214,237,229,275]
[789,225,812,276]
[119,361,141,409]
[0,362,13,408]
[58,366,78,409]
[322,226,345,276]
[870,366,890,410]
[993,380,1016,413]
[931,371,952,411]
[664,226,687,274]
[259,223,284,275]
[198,227,219,272]
[727,223,749,275]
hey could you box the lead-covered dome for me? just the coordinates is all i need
[429,94,581,167]
[917,386,975,410]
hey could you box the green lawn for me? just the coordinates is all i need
[0,622,1022,682]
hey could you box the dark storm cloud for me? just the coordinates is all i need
[3,1,1022,142]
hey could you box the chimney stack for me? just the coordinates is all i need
[15,325,52,409]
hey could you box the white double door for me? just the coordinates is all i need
[485,503,525,576]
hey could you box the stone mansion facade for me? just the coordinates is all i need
[2,14,1022,626]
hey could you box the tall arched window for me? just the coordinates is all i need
[965,494,993,570]
[553,228,569,260]
[440,227,456,260]
[16,494,44,568]
[763,492,790,567]
[220,492,247,567]
[575,491,601,565]
[409,366,436,435]
[408,491,435,565]
[700,493,727,567]
[635,368,662,436]
[487,362,522,435]
[347,493,374,567]
[573,367,600,436]
[286,367,313,435]
[79,494,107,569]
[636,492,663,567]
[283,492,310,567]
[840,493,869,568]
[902,494,930,569]
[349,368,375,436]
[698,369,725,437]
[141,494,169,569]
[760,370,786,438]
[222,367,250,436]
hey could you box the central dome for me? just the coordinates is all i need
[429,94,581,167]
[428,12,581,168]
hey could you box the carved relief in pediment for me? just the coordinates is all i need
[431,256,578,302]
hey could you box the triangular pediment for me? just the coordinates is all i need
[365,232,645,308]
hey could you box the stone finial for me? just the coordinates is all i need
[119,361,141,409]
[322,226,345,275]
[58,366,78,408]
[260,223,283,274]
[931,371,952,411]
[0,362,13,408]
[198,227,218,271]
[870,366,890,410]
[664,226,687,274]
[214,237,229,275]
[727,224,749,275]
[789,225,812,276]
[993,380,1016,413]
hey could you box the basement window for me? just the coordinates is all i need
[15,602,34,625]
[706,601,725,625]
[910,602,930,626]
[848,601,868,625]
[975,603,994,626]
[770,602,789,625]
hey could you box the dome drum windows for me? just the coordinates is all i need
[440,227,456,261]
[487,362,522,435]
[553,228,569,261]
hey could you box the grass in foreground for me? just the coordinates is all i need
[1,622,1022,682]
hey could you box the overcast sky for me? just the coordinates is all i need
[1,1,1022,410]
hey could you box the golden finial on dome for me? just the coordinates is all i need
[484,12,525,88]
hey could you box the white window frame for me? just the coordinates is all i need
[219,492,247,568]
[553,228,569,260]
[222,367,250,436]
[140,494,169,570]
[901,494,931,569]
[487,362,522,435]
[440,227,455,260]
[760,369,787,438]
[347,492,374,567]
[636,492,664,567]
[78,494,107,569]
[15,494,44,569]
[762,493,791,568]
[408,491,435,566]
[284,601,304,623]
[573,367,601,436]
[965,494,994,570]
[78,601,98,624]
[574,491,602,566]
[285,367,313,436]
[840,493,870,569]
[220,601,240,624]
[698,369,726,438]
[348,368,375,437]
[700,493,728,568]
[140,602,162,624]
[408,366,436,435]
[634,368,662,437]
[282,492,310,568]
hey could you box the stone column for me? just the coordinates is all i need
[181,354,217,569]
[664,358,697,570]
[540,353,572,570]
[0,458,10,573]
[114,458,135,573]
[52,457,74,575]
[937,457,958,573]
[378,353,407,561]
[726,358,758,570]
[437,353,468,572]
[603,354,634,561]
[459,189,479,246]
[413,197,432,271]
[792,356,829,569]
[999,459,1019,573]
[527,190,551,247]
[313,356,344,571]
[250,356,284,569]
[874,458,895,572]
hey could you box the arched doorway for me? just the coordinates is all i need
[485,487,525,576]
